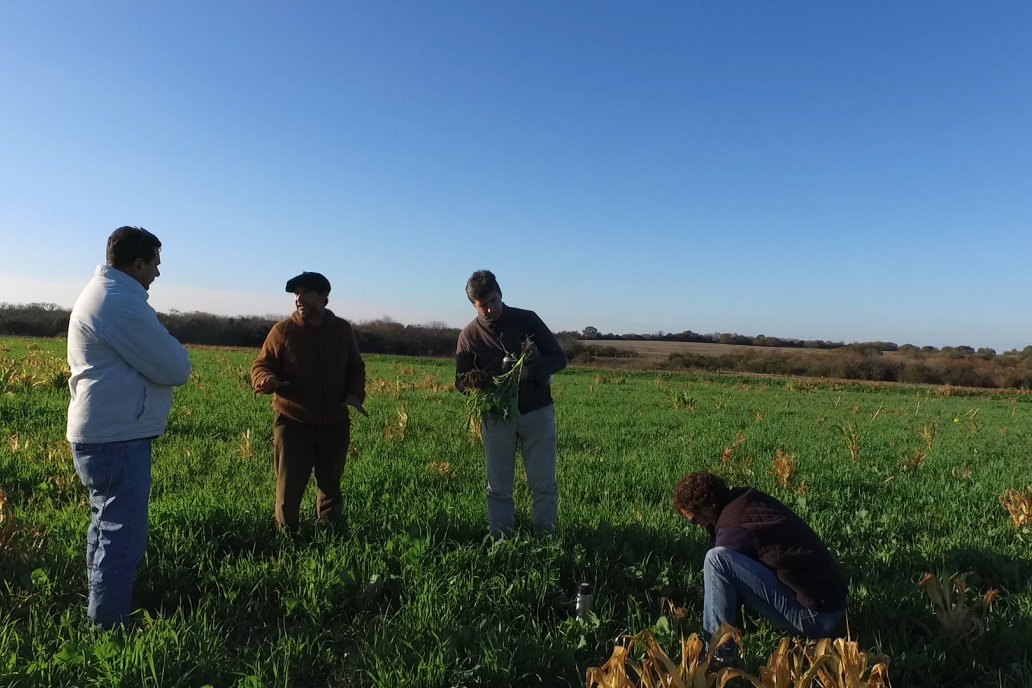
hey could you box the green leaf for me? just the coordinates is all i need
[53,641,85,665]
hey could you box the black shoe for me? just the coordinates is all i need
[709,644,743,672]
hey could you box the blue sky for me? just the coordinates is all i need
[1,2,1029,350]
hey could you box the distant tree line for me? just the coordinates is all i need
[660,347,1032,389]
[4,302,1031,388]
[576,325,1027,359]
[0,303,466,357]
[577,324,895,351]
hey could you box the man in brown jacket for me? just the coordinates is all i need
[252,271,366,530]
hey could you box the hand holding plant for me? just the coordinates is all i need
[461,337,534,424]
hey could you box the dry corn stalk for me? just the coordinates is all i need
[417,373,449,392]
[901,450,926,473]
[0,350,69,394]
[384,405,409,441]
[836,423,861,461]
[237,429,253,460]
[658,597,691,625]
[0,487,46,559]
[0,487,16,553]
[721,433,747,464]
[746,635,892,688]
[918,423,936,452]
[772,450,797,488]
[672,391,696,411]
[426,462,454,478]
[754,637,825,687]
[999,488,1031,530]
[586,624,749,688]
[467,415,482,444]
[918,571,1000,642]
[809,637,892,688]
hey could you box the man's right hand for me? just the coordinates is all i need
[458,368,488,392]
[255,376,289,394]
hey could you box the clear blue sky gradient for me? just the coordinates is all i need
[2,2,1029,350]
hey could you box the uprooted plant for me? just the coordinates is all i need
[460,337,534,427]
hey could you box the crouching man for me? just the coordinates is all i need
[673,471,848,661]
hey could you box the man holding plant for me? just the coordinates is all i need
[673,471,848,662]
[456,270,567,538]
[252,271,366,531]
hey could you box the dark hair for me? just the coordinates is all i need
[466,269,502,303]
[672,471,732,515]
[107,226,161,268]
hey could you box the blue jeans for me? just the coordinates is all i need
[703,546,845,639]
[71,438,153,629]
[481,404,559,537]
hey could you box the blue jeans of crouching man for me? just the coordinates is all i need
[703,546,846,642]
[481,404,559,538]
[71,438,153,629]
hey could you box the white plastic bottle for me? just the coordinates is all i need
[575,583,593,620]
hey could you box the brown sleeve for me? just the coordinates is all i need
[251,324,282,391]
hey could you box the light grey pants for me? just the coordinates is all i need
[481,403,559,537]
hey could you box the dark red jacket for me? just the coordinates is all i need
[714,488,848,612]
[455,305,567,414]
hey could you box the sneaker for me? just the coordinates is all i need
[709,643,743,672]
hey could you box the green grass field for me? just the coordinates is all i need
[2,337,1031,687]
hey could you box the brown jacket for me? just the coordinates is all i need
[714,488,848,612]
[252,310,366,425]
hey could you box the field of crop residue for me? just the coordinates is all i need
[577,339,896,364]
[2,337,1031,687]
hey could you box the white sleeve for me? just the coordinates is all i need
[104,300,192,386]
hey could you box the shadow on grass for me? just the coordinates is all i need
[845,545,1032,688]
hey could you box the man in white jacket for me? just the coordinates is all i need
[66,226,191,629]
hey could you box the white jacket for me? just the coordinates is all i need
[66,265,192,444]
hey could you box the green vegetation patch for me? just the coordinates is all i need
[1,339,1030,687]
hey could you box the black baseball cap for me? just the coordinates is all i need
[285,271,331,293]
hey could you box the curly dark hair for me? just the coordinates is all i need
[672,471,731,515]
